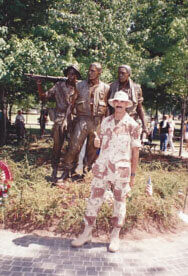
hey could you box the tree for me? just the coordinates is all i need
[0,0,187,146]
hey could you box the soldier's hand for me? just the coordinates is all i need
[129,176,135,187]
[142,127,149,137]
[94,131,101,148]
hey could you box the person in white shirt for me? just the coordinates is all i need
[15,110,25,142]
[148,117,155,143]
[167,115,175,152]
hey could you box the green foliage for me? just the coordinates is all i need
[0,0,187,116]
[130,0,188,112]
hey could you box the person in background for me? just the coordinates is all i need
[153,118,158,138]
[183,120,188,152]
[39,109,48,138]
[167,115,175,153]
[15,110,25,142]
[148,117,155,143]
[71,91,141,252]
[159,115,170,152]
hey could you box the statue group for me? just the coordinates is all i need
[36,63,147,185]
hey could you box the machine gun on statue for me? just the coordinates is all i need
[24,73,66,83]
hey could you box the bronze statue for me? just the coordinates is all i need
[108,65,147,133]
[57,62,110,184]
[36,65,81,181]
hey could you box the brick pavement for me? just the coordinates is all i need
[0,228,188,276]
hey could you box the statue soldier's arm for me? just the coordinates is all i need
[36,79,58,101]
[36,79,46,100]
[136,87,148,134]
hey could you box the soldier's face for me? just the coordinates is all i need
[67,69,77,83]
[88,65,100,81]
[118,67,129,83]
[114,100,128,111]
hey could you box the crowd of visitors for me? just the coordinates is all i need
[146,114,188,154]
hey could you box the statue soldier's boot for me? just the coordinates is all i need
[109,227,121,252]
[71,225,93,247]
[51,167,58,182]
[56,170,69,185]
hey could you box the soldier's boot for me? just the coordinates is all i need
[71,225,93,247]
[56,170,70,185]
[51,167,58,182]
[71,173,84,182]
[70,165,84,182]
[109,227,121,253]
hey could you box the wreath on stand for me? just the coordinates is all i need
[0,161,13,206]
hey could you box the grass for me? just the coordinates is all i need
[0,137,188,237]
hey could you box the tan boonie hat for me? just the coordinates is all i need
[108,90,133,108]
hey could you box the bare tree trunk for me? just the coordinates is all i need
[8,103,13,123]
[0,90,7,145]
[155,101,158,120]
[179,98,186,157]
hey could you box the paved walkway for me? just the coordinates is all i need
[0,228,188,276]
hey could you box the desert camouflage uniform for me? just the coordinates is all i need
[45,80,75,168]
[84,113,141,228]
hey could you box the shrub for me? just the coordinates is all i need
[0,143,187,236]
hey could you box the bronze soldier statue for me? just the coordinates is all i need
[36,65,81,181]
[57,62,110,184]
[108,65,147,133]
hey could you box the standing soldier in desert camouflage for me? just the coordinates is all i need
[71,91,141,252]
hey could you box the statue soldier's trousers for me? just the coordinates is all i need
[51,123,66,179]
[62,115,102,174]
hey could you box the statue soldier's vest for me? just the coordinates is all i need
[109,79,143,120]
[75,80,109,117]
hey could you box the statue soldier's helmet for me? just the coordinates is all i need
[118,64,131,76]
[63,64,81,79]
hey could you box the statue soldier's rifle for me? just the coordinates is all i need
[61,87,78,132]
[24,73,66,83]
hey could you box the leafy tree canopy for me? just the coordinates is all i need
[0,0,187,115]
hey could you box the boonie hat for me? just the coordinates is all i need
[108,90,133,108]
[63,64,81,79]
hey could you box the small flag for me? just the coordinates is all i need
[146,176,153,196]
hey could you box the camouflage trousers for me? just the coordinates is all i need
[84,161,131,228]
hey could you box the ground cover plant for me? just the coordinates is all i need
[0,139,187,237]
